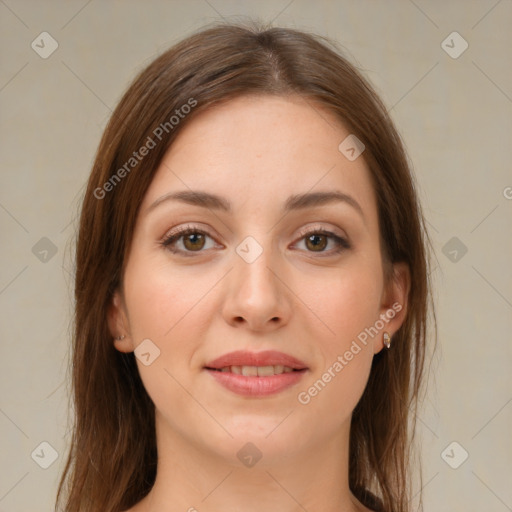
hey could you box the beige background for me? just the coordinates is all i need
[1,1,511,511]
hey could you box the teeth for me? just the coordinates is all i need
[218,365,296,376]
[241,366,258,377]
[257,365,275,377]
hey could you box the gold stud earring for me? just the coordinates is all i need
[383,332,391,349]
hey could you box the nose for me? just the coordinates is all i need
[221,247,292,332]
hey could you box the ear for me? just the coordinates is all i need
[107,290,134,353]
[374,262,410,354]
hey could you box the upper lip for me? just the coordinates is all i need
[205,350,308,370]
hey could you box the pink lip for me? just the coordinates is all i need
[206,369,306,397]
[205,350,308,370]
[204,350,308,397]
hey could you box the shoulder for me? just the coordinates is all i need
[120,503,143,512]
[353,487,386,512]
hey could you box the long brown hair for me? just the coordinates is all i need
[56,21,435,512]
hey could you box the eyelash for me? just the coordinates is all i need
[161,224,350,257]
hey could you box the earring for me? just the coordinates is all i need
[383,332,391,349]
[115,335,126,341]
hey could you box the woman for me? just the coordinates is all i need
[56,22,435,512]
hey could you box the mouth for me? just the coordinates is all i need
[204,350,308,397]
[206,365,305,376]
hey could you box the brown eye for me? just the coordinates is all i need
[182,232,206,251]
[162,227,217,255]
[305,233,328,252]
[294,228,351,255]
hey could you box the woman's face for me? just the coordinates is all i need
[110,95,408,465]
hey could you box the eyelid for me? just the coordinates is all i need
[292,224,351,254]
[160,224,221,253]
[161,223,212,243]
[295,223,347,241]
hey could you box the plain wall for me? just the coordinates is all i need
[0,1,511,511]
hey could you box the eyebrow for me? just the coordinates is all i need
[146,189,364,219]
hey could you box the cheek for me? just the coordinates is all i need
[305,261,383,353]
[123,255,211,340]
[121,258,208,427]
[298,344,373,430]
[294,259,381,415]
[120,260,201,414]
[296,271,379,421]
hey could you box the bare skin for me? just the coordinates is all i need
[109,95,409,512]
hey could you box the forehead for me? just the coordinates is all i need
[141,95,377,221]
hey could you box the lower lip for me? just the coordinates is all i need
[205,369,307,397]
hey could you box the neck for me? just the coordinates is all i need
[137,411,367,512]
